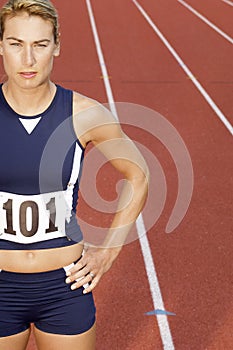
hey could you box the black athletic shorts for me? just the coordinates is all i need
[0,263,96,337]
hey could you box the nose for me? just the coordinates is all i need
[22,45,36,67]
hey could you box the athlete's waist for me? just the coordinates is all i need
[0,242,84,273]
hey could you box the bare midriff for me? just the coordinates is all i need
[0,241,84,273]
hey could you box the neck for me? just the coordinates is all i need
[2,81,56,116]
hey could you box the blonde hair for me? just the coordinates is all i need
[0,0,59,43]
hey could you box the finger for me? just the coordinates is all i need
[83,277,99,294]
[65,266,90,283]
[70,274,94,290]
[66,257,88,276]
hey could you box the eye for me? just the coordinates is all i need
[10,42,21,47]
[36,44,47,48]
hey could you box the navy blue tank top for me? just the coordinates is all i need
[0,84,84,250]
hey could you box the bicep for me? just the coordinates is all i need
[73,99,148,180]
[93,129,148,181]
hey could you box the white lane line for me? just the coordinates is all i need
[86,0,118,118]
[222,0,233,7]
[86,1,175,349]
[136,215,175,350]
[132,0,233,136]
[177,0,233,45]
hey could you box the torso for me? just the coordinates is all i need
[0,84,91,273]
[0,242,84,273]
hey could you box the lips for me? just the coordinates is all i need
[19,72,37,79]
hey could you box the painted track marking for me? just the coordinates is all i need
[86,1,175,349]
[177,0,233,45]
[136,215,175,350]
[132,0,233,135]
[221,0,233,6]
[86,0,118,118]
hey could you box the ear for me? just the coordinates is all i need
[53,33,60,57]
[0,41,3,56]
[53,42,60,57]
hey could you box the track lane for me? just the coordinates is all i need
[181,0,233,37]
[177,0,233,45]
[86,2,177,349]
[132,0,232,135]
[90,0,233,349]
[136,0,233,124]
[86,3,177,350]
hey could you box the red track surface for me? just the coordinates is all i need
[0,0,232,349]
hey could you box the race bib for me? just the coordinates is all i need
[0,191,69,244]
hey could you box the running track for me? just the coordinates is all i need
[0,0,232,349]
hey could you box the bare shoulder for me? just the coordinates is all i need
[72,91,123,147]
[73,91,98,115]
[72,92,148,179]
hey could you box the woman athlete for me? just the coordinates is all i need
[0,0,149,349]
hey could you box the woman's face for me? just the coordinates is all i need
[0,12,60,89]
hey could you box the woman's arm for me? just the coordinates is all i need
[65,95,149,293]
